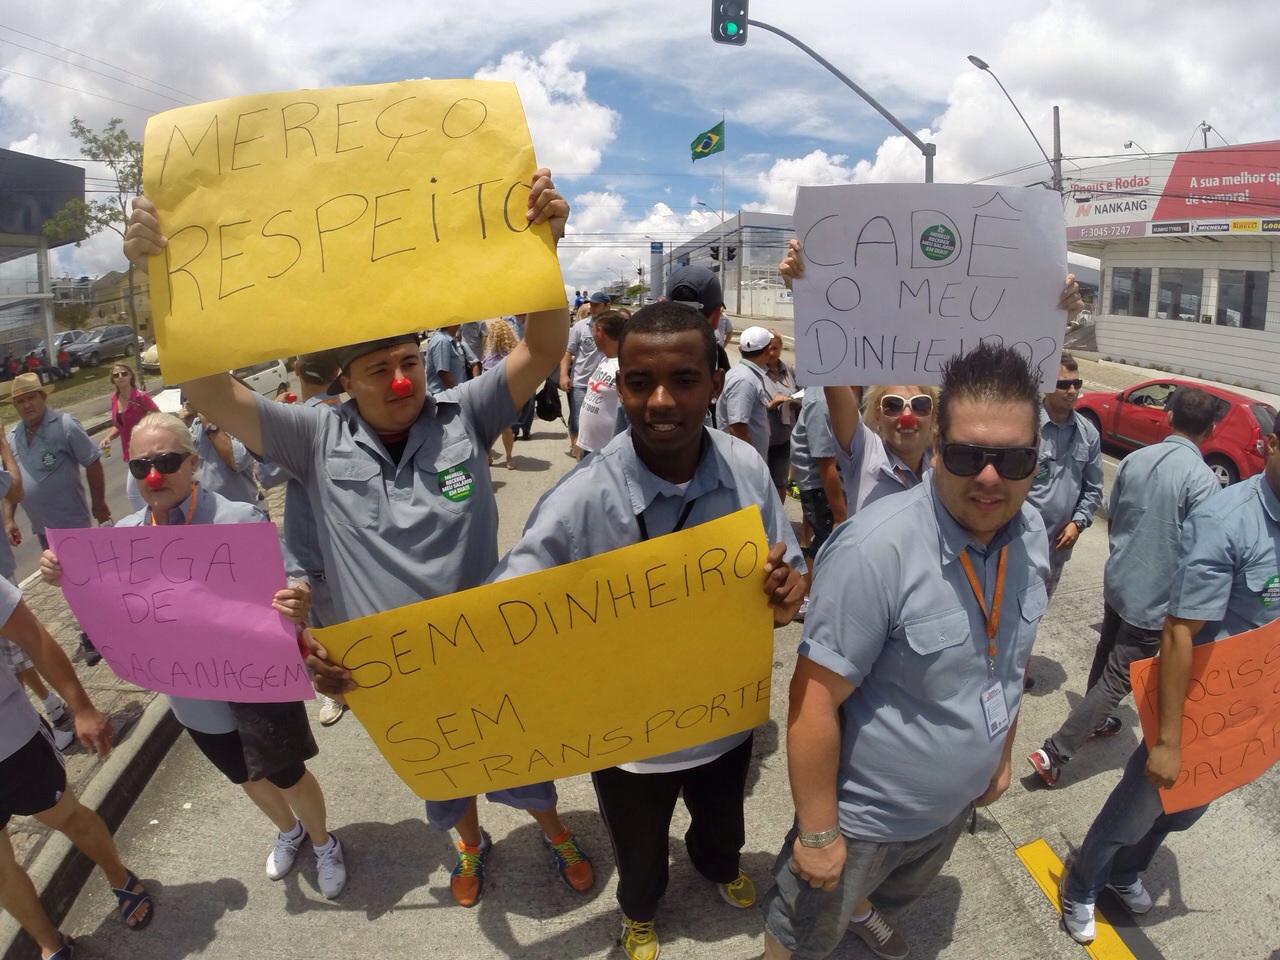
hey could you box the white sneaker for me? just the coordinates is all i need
[44,697,68,726]
[266,823,306,880]
[1106,878,1153,914]
[51,724,76,752]
[314,835,347,899]
[317,696,346,727]
[1060,892,1096,944]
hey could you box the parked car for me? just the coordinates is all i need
[1074,378,1276,486]
[64,324,138,367]
[36,330,90,355]
[230,359,289,396]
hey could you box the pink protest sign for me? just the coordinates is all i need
[47,522,314,703]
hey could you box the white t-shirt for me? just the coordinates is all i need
[0,577,40,763]
[577,358,620,453]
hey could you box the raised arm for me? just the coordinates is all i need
[504,168,571,407]
[124,198,265,454]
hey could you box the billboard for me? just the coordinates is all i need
[0,149,86,246]
[1065,141,1280,242]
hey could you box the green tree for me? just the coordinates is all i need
[43,117,146,384]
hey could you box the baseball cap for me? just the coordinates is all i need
[9,373,49,399]
[326,334,421,395]
[738,326,773,353]
[666,264,723,317]
[589,291,612,304]
[296,349,342,386]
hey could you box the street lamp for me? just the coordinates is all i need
[1123,140,1152,156]
[967,54,1062,192]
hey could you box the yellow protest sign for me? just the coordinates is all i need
[315,508,774,800]
[1131,618,1280,813]
[141,79,567,382]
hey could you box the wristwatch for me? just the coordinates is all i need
[797,825,841,848]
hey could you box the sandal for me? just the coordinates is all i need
[111,870,154,930]
[49,933,74,960]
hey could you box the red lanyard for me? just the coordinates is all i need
[958,546,1007,661]
[150,486,199,526]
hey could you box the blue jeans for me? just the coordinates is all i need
[1064,742,1209,904]
[568,385,587,438]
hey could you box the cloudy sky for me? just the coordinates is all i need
[4,0,1278,294]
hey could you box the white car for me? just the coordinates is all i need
[231,359,290,396]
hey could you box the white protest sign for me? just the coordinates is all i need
[792,184,1067,386]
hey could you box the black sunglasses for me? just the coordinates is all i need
[940,441,1039,480]
[128,452,190,480]
[880,394,934,417]
[1056,378,1083,390]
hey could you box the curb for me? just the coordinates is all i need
[0,696,181,960]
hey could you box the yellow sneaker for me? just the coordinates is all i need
[718,870,756,909]
[620,917,660,960]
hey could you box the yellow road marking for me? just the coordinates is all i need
[1015,838,1136,960]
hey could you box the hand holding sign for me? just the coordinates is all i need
[135,79,568,382]
[791,184,1067,386]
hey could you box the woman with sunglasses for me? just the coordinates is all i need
[42,412,349,901]
[98,362,159,512]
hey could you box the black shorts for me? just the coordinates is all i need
[0,725,67,828]
[766,443,792,490]
[799,487,836,559]
[185,726,307,790]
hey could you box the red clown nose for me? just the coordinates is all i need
[898,410,917,430]
[390,377,413,398]
[145,468,165,490]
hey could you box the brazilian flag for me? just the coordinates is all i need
[691,121,725,162]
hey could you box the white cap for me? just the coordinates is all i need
[738,326,773,353]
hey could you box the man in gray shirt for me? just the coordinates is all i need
[124,167,594,910]
[560,292,609,457]
[761,344,1050,960]
[717,326,773,462]
[4,373,110,665]
[1029,386,1220,787]
[424,325,468,394]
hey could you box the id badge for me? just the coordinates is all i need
[980,680,1010,741]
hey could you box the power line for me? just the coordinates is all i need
[0,67,162,114]
[0,22,201,100]
[0,37,193,107]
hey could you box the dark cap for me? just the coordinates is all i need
[326,334,421,395]
[296,349,342,386]
[666,264,723,318]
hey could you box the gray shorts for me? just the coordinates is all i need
[760,806,972,958]
[0,637,33,674]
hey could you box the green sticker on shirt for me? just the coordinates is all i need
[438,465,474,502]
[1034,459,1050,483]
[40,451,56,470]
[1261,574,1280,607]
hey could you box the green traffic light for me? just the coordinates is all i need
[726,21,739,34]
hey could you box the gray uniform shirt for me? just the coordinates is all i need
[789,389,839,493]
[717,359,770,461]
[258,364,514,622]
[566,317,604,394]
[838,420,927,515]
[491,427,802,769]
[1104,434,1219,630]
[425,331,468,395]
[801,480,1049,841]
[0,576,38,762]
[0,470,14,579]
[191,420,258,505]
[8,408,99,535]
[1026,407,1104,549]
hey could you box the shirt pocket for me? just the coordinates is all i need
[323,454,381,528]
[417,434,478,515]
[901,607,976,700]
[1016,581,1049,662]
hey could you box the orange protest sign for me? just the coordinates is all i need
[1130,619,1280,813]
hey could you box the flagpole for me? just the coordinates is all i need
[720,111,727,310]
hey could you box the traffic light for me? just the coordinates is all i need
[712,1,748,45]
[710,246,721,261]
[727,246,737,261]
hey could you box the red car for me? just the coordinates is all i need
[1075,378,1276,487]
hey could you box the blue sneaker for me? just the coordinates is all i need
[543,829,594,891]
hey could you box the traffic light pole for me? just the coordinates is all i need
[746,19,936,182]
